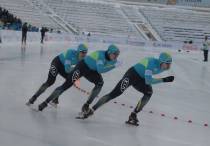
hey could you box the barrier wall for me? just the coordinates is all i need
[0,30,201,51]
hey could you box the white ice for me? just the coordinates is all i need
[0,42,210,146]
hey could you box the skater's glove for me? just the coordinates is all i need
[162,76,174,82]
[115,61,123,68]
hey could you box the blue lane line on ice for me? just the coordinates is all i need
[73,84,209,128]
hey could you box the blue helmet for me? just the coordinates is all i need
[159,52,172,64]
[107,44,120,55]
[77,43,88,53]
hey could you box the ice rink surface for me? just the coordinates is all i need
[0,42,210,146]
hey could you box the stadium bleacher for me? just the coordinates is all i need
[0,0,63,31]
[0,0,210,42]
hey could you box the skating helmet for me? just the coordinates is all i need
[107,44,120,56]
[159,52,172,64]
[77,43,88,53]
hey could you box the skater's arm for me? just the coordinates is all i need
[64,60,73,73]
[96,60,115,73]
[64,49,75,73]
[144,59,163,85]
[144,70,162,85]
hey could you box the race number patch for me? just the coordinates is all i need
[120,77,129,92]
[50,65,57,77]
[72,70,80,82]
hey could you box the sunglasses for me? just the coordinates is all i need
[113,52,120,56]
[80,51,87,54]
[165,63,171,67]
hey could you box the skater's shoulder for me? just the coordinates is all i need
[134,57,159,69]
[66,48,77,53]
[95,50,106,54]
[138,57,156,65]
[89,50,105,54]
[146,57,160,65]
[67,49,79,56]
[147,56,158,61]
[89,50,106,58]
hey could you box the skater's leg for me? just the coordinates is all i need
[29,82,52,104]
[133,93,152,113]
[38,79,72,111]
[133,84,153,113]
[28,59,59,104]
[38,68,82,111]
[80,75,131,118]
[127,83,153,124]
[52,60,85,104]
[84,73,104,105]
[83,68,135,118]
[126,71,153,124]
[51,61,69,104]
[127,90,152,125]
[92,75,131,111]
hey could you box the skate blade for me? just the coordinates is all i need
[75,116,86,119]
[125,121,139,126]
[75,112,87,119]
[31,108,40,112]
[49,102,58,108]
[75,115,87,119]
[26,104,40,112]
